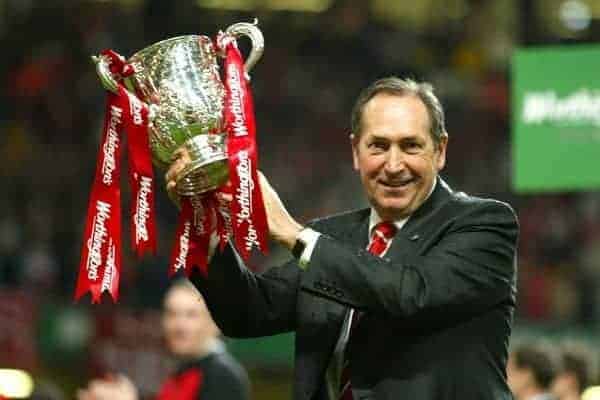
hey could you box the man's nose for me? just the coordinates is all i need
[384,147,405,174]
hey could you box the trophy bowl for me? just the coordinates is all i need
[93,22,264,196]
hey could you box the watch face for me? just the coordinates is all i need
[292,239,306,259]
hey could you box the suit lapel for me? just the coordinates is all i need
[387,177,453,258]
[344,209,370,248]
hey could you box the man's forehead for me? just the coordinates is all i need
[163,286,206,307]
[361,94,431,135]
[366,92,427,114]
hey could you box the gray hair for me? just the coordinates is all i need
[350,77,447,146]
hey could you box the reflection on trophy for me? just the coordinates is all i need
[93,22,264,196]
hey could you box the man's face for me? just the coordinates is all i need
[351,93,447,221]
[506,355,532,399]
[551,373,577,399]
[162,287,218,357]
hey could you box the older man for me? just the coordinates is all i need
[167,77,519,400]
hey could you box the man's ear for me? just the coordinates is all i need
[435,133,448,172]
[350,133,360,171]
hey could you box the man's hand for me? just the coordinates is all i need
[164,149,303,250]
[201,171,303,250]
[165,147,193,208]
[257,171,304,250]
[77,375,138,400]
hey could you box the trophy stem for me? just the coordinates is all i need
[175,135,229,196]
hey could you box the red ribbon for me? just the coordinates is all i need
[75,51,156,303]
[221,38,268,260]
[168,196,214,278]
[168,36,268,277]
[125,92,157,257]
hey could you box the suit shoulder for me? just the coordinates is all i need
[306,208,369,234]
[449,191,518,224]
[206,352,250,388]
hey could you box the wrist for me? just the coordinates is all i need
[282,222,304,251]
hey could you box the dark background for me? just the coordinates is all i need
[1,0,599,398]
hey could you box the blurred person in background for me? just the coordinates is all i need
[167,77,519,399]
[507,342,558,400]
[551,342,595,400]
[77,279,250,400]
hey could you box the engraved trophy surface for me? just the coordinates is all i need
[94,22,264,195]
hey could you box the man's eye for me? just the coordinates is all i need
[404,142,422,152]
[369,142,388,151]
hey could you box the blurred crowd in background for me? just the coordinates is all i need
[0,0,599,398]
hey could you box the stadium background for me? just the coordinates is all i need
[0,0,599,398]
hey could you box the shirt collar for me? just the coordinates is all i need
[369,177,437,236]
[527,394,553,400]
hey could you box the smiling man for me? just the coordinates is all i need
[169,77,519,400]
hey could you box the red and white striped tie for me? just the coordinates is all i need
[339,221,397,400]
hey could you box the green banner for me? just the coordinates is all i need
[512,44,600,192]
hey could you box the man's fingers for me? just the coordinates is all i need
[216,192,233,203]
[164,157,186,183]
[77,389,94,400]
[171,147,191,162]
[166,180,181,209]
[165,147,193,183]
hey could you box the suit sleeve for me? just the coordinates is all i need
[197,370,249,400]
[188,240,303,338]
[300,201,518,320]
[197,357,250,400]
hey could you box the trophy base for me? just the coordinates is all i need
[176,134,229,196]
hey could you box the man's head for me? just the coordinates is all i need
[162,279,220,358]
[350,77,448,221]
[551,343,594,399]
[507,342,559,399]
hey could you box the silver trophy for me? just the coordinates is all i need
[93,22,264,195]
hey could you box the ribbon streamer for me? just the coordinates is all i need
[75,51,157,303]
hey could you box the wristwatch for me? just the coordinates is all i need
[292,237,306,259]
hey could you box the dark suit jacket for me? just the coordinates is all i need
[190,178,519,400]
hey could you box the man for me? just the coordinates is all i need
[77,279,250,400]
[551,343,594,400]
[507,342,558,400]
[167,77,519,399]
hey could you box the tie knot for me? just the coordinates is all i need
[372,222,397,240]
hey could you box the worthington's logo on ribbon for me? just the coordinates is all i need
[101,105,123,184]
[235,150,260,251]
[134,176,152,244]
[522,89,600,127]
[129,95,144,126]
[174,222,191,272]
[227,64,248,138]
[101,240,116,292]
[86,200,112,281]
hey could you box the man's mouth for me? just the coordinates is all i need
[378,177,416,188]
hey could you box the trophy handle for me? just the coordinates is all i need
[92,55,120,94]
[225,20,264,75]
[91,55,157,119]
